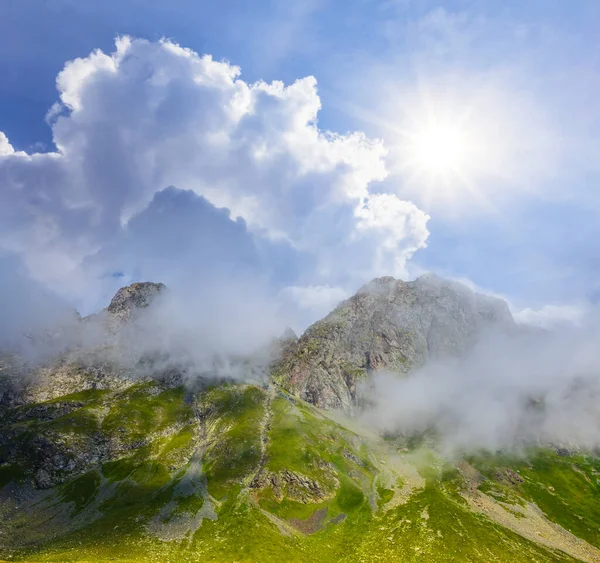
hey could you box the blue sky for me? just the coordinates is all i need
[1,0,600,330]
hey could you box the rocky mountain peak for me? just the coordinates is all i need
[106,281,166,321]
[272,274,515,413]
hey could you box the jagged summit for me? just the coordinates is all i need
[273,274,515,413]
[3,276,513,414]
[106,281,166,320]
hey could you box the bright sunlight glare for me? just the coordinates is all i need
[409,122,470,175]
[390,102,496,210]
[378,77,555,215]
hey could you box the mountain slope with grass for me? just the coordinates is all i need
[1,280,599,563]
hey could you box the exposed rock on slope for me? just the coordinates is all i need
[273,274,515,413]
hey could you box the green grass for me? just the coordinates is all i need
[102,458,139,482]
[346,483,577,563]
[158,424,196,466]
[521,451,600,547]
[467,449,600,547]
[46,407,101,434]
[376,483,394,507]
[102,383,193,443]
[469,449,600,548]
[255,396,377,526]
[199,385,267,499]
[1,382,598,563]
[58,471,101,515]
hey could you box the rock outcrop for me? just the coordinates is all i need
[105,282,166,321]
[272,274,515,413]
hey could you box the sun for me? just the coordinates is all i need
[388,104,493,210]
[376,79,552,215]
[408,122,470,176]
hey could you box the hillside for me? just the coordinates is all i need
[0,280,599,562]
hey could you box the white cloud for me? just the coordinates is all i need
[514,304,586,329]
[363,320,600,453]
[280,285,349,311]
[0,132,14,156]
[278,284,350,332]
[355,193,429,275]
[0,37,429,319]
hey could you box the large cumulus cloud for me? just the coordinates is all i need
[0,37,429,324]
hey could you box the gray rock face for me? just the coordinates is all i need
[272,274,515,413]
[20,361,133,405]
[106,282,166,321]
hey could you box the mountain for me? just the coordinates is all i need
[273,274,515,413]
[0,279,599,563]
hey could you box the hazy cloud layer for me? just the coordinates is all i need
[514,304,585,329]
[363,322,600,453]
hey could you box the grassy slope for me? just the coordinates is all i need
[469,449,600,548]
[0,382,596,562]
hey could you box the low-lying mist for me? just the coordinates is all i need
[5,259,600,457]
[110,281,288,384]
[0,269,289,388]
[361,321,600,455]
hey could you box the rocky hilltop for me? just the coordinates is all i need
[1,277,599,563]
[105,282,166,321]
[273,274,515,413]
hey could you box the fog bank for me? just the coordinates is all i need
[362,322,600,453]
